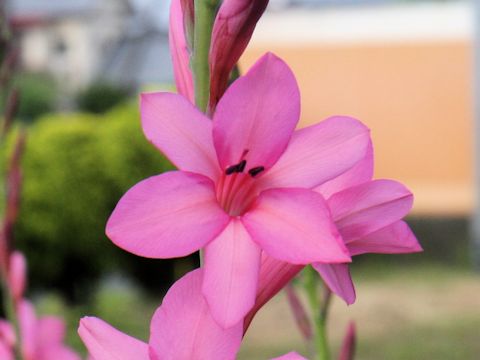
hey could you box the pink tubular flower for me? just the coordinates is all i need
[209,0,269,111]
[106,52,371,328]
[169,0,268,111]
[78,269,243,360]
[245,144,422,327]
[18,300,80,360]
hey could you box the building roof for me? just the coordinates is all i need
[100,0,173,87]
[9,0,97,20]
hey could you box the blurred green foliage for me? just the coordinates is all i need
[15,73,57,122]
[14,102,176,300]
[76,82,130,114]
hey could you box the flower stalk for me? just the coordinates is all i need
[303,265,331,360]
[192,0,220,113]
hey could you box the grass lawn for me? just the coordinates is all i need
[35,262,480,359]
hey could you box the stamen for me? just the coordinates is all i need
[225,159,247,175]
[225,165,238,175]
[237,159,247,172]
[248,166,265,177]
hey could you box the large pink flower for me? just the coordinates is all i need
[79,269,243,360]
[106,52,371,328]
[244,145,422,330]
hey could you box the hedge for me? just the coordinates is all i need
[14,102,180,300]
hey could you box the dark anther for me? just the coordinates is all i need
[225,159,248,175]
[248,166,265,177]
[225,165,237,175]
[237,159,247,172]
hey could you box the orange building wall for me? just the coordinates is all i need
[242,42,474,216]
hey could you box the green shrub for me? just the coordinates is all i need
[15,73,56,122]
[15,103,174,300]
[76,82,130,114]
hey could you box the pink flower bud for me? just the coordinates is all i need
[169,0,195,103]
[209,0,269,112]
[285,283,312,340]
[338,322,356,360]
[8,251,27,301]
[180,0,194,46]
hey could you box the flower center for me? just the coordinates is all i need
[216,153,264,216]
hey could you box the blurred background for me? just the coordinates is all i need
[2,0,479,358]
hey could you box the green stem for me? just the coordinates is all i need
[303,266,331,360]
[314,288,331,360]
[192,0,220,113]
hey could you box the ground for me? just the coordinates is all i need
[36,262,480,359]
[239,263,480,359]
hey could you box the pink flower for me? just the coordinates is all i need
[245,145,422,327]
[18,300,80,360]
[106,52,371,328]
[312,142,422,304]
[271,352,308,360]
[169,0,268,111]
[78,269,243,360]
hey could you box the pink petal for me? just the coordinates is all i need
[209,0,269,110]
[8,251,26,302]
[106,171,229,258]
[149,269,242,360]
[40,346,81,360]
[203,219,261,328]
[244,254,303,332]
[18,300,38,360]
[348,220,422,256]
[312,263,356,305]
[213,53,300,172]
[78,317,149,360]
[271,352,308,360]
[37,316,65,346]
[169,0,194,102]
[315,140,374,199]
[242,188,350,264]
[259,116,371,190]
[141,92,219,180]
[329,179,413,241]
